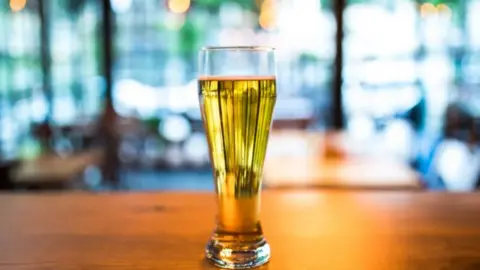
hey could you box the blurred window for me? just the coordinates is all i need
[112,0,335,123]
[0,1,41,159]
[111,0,336,168]
[343,0,462,162]
[48,0,104,124]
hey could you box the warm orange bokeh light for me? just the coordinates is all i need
[10,0,27,12]
[437,3,452,18]
[259,0,276,31]
[168,0,190,14]
[420,2,437,18]
[259,10,276,31]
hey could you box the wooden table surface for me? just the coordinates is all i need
[1,191,480,270]
[265,131,421,190]
[12,150,103,184]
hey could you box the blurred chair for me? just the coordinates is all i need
[417,102,480,191]
[443,102,476,141]
[426,139,480,191]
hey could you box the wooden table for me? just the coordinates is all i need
[10,150,103,189]
[1,191,480,269]
[265,131,422,190]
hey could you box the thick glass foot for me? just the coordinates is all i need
[205,233,270,269]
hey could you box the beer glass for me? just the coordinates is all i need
[198,46,276,269]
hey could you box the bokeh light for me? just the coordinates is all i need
[420,3,437,18]
[259,0,276,31]
[168,0,190,14]
[159,115,192,143]
[111,0,132,14]
[10,0,27,12]
[437,3,452,19]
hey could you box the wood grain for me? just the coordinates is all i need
[1,191,480,269]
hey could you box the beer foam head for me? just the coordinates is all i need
[198,75,276,81]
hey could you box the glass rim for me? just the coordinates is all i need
[200,46,275,52]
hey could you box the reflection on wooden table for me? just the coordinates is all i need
[264,131,422,190]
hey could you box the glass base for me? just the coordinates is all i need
[205,232,270,269]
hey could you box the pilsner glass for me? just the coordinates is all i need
[198,46,276,269]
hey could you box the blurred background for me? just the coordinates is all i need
[0,0,479,192]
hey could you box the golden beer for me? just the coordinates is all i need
[200,76,276,268]
[199,46,276,269]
